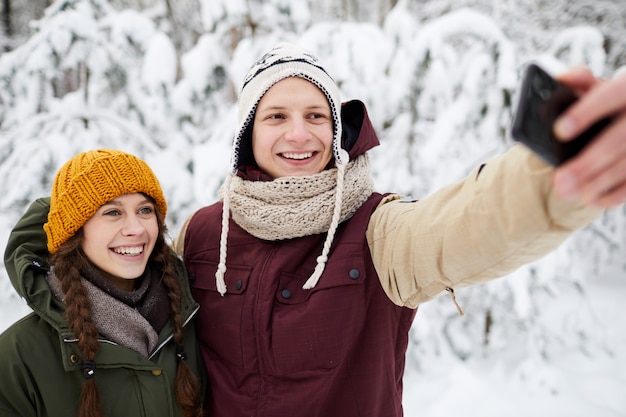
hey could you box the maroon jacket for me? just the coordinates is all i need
[183,101,417,417]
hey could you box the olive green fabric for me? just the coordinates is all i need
[0,198,205,417]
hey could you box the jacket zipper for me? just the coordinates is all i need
[149,303,200,359]
[62,304,200,359]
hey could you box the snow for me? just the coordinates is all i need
[1,1,625,416]
[403,264,626,416]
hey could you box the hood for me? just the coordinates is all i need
[238,99,380,181]
[4,197,69,330]
[4,197,198,337]
[214,99,379,295]
[341,100,380,160]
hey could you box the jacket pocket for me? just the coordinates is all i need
[187,260,250,368]
[270,252,367,375]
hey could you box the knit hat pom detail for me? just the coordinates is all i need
[44,149,167,253]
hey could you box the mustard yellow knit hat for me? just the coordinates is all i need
[44,149,167,253]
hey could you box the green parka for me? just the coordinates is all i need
[0,198,205,417]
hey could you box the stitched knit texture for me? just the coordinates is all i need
[232,42,346,171]
[47,270,166,357]
[225,154,373,241]
[44,149,167,253]
[215,43,359,294]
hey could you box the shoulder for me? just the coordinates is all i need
[191,202,223,221]
[185,203,224,239]
[0,312,57,363]
[172,202,222,256]
[368,193,407,220]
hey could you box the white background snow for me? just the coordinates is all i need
[0,0,625,416]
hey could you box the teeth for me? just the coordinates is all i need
[114,246,143,256]
[282,152,313,160]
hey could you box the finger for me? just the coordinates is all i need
[598,186,626,209]
[579,154,626,209]
[554,72,626,141]
[555,67,599,93]
[590,179,626,210]
[553,115,626,204]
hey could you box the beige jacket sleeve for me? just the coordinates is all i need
[366,144,601,309]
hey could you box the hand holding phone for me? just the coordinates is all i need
[510,63,611,166]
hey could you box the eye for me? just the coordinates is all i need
[268,113,284,120]
[138,205,155,216]
[308,112,330,123]
[103,209,121,217]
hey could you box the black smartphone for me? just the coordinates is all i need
[510,63,610,166]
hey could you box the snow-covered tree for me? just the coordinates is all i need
[1,1,625,415]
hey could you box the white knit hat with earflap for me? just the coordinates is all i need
[215,43,349,295]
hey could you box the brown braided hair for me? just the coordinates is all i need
[49,196,202,417]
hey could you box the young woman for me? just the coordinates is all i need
[0,149,204,417]
[174,43,623,417]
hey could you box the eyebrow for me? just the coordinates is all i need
[100,197,153,207]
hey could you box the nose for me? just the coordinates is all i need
[284,117,312,142]
[121,214,145,236]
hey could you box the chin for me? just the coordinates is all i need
[117,270,145,280]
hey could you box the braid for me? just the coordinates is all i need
[153,213,202,417]
[47,198,201,417]
[50,232,105,417]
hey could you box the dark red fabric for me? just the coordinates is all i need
[183,100,416,417]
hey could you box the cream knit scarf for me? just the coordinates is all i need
[226,153,373,240]
[215,153,374,294]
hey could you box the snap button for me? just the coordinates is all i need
[188,274,196,283]
[236,280,243,290]
[349,269,360,280]
[69,354,79,364]
[281,289,292,299]
[152,369,162,376]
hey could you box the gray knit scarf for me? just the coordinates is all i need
[47,268,170,358]
[224,153,374,240]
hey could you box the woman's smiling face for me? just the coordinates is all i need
[80,192,158,291]
[251,76,334,178]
